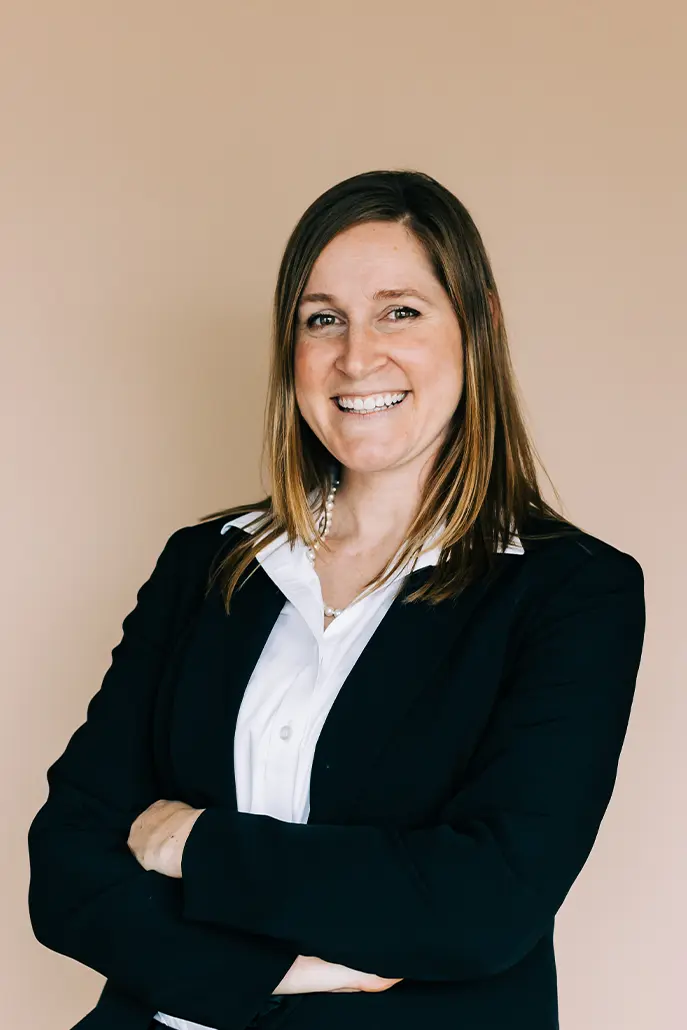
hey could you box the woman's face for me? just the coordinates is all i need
[294,220,464,477]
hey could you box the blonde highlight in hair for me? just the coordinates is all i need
[201,169,581,612]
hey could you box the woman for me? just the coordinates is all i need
[28,169,646,1030]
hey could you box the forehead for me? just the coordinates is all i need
[303,221,437,292]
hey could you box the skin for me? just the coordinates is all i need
[295,219,464,626]
[295,219,464,488]
[128,220,465,993]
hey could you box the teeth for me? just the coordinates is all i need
[337,391,407,412]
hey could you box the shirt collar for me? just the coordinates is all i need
[220,508,523,644]
[220,509,525,559]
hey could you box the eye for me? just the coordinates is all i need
[304,305,421,330]
[388,305,420,321]
[305,312,339,329]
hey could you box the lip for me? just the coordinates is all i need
[329,390,411,400]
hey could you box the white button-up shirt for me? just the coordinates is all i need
[155,513,524,1030]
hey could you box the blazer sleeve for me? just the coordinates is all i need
[180,546,646,982]
[27,527,297,1030]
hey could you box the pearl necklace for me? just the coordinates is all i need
[305,476,343,618]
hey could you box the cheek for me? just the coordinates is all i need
[294,343,329,400]
[405,334,463,402]
[293,345,310,400]
[432,333,463,401]
[293,361,318,426]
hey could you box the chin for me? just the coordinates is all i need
[330,445,408,475]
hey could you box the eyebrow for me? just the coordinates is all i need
[299,288,431,306]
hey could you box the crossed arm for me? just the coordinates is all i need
[27,529,300,1030]
[135,543,645,981]
[28,527,646,1022]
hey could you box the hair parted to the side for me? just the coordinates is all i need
[201,168,582,613]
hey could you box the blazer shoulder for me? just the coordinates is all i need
[517,510,644,588]
[170,512,234,544]
[163,514,240,564]
[507,515,645,647]
[161,513,259,590]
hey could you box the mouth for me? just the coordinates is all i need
[332,390,410,415]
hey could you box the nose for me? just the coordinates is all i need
[334,322,388,381]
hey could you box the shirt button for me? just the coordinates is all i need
[279,725,292,740]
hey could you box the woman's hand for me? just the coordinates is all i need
[127,806,403,997]
[274,954,403,995]
[127,799,205,878]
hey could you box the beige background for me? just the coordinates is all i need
[2,2,684,1027]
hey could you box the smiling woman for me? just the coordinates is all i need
[212,170,573,616]
[293,221,464,486]
[27,170,645,1030]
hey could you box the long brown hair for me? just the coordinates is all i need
[202,169,581,612]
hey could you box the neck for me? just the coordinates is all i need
[328,459,433,552]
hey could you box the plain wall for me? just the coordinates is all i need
[2,2,685,1027]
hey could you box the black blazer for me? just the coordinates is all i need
[28,510,646,1030]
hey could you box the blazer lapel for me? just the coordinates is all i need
[167,555,285,809]
[308,556,521,824]
[168,530,522,822]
